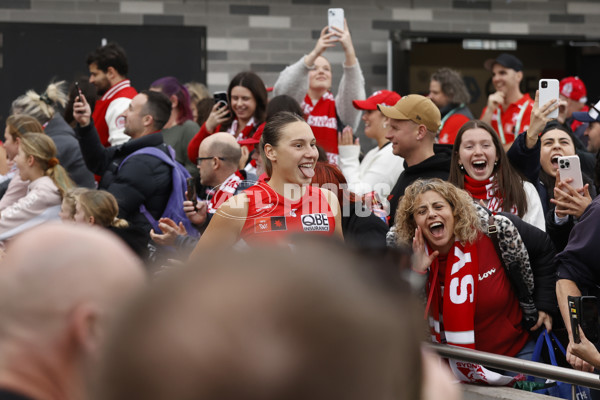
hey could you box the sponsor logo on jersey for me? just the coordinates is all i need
[254,216,287,233]
[301,213,329,232]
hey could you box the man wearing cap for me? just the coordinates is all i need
[338,90,404,199]
[558,76,589,140]
[428,68,474,145]
[379,94,451,226]
[481,53,533,147]
[573,99,600,154]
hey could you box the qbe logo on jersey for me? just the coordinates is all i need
[301,213,329,232]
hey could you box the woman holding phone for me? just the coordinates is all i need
[190,112,342,257]
[187,71,268,163]
[273,17,365,164]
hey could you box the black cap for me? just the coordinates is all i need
[484,53,523,72]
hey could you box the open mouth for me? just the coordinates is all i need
[299,163,315,178]
[472,160,487,173]
[551,154,562,169]
[429,222,444,238]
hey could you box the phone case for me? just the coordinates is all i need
[558,155,584,190]
[568,296,582,343]
[213,91,228,107]
[580,296,599,343]
[328,8,344,33]
[539,79,559,119]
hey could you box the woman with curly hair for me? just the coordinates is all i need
[391,179,556,382]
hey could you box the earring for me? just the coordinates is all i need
[494,161,498,166]
[382,123,387,129]
[459,164,465,172]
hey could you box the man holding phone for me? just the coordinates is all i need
[86,42,138,147]
[480,53,533,148]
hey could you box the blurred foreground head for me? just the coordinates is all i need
[97,239,423,400]
[0,223,145,400]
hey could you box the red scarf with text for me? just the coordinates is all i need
[463,175,517,215]
[427,240,478,349]
[302,92,338,163]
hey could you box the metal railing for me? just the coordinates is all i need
[427,342,600,398]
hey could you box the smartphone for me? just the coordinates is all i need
[539,79,560,119]
[186,177,197,203]
[569,296,599,344]
[213,91,228,109]
[558,155,584,190]
[328,8,344,36]
[569,296,582,343]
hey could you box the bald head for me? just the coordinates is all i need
[197,132,242,186]
[200,132,242,167]
[0,223,145,346]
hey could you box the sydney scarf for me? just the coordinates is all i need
[426,239,517,386]
[463,175,517,215]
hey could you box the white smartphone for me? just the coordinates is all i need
[539,79,559,119]
[328,8,344,36]
[558,155,584,190]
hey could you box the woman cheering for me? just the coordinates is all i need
[390,179,555,382]
[448,120,545,230]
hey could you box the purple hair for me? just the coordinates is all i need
[150,76,193,125]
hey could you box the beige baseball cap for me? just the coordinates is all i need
[377,94,441,132]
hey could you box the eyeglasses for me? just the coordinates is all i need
[197,156,226,164]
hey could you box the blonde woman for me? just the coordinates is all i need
[0,132,74,240]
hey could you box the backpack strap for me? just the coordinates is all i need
[118,145,176,232]
[484,208,539,330]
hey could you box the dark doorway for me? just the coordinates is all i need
[0,22,207,129]
[390,31,592,118]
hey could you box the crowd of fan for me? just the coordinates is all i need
[2,18,600,400]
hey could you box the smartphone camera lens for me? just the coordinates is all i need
[566,161,570,168]
[541,81,548,88]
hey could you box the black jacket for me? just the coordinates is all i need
[76,122,172,238]
[342,203,388,249]
[45,114,95,188]
[500,211,558,315]
[388,144,452,226]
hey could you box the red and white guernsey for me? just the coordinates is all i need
[239,183,335,246]
[302,92,339,164]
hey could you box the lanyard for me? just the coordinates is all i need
[495,100,531,145]
[438,104,464,134]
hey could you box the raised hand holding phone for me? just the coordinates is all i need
[72,91,91,127]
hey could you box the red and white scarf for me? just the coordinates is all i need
[463,175,517,215]
[302,92,338,164]
[228,117,256,142]
[426,239,516,386]
[207,170,245,214]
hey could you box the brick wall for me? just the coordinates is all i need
[1,0,598,96]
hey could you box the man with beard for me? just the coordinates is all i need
[86,42,137,147]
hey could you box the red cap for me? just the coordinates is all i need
[352,90,401,111]
[560,76,587,104]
